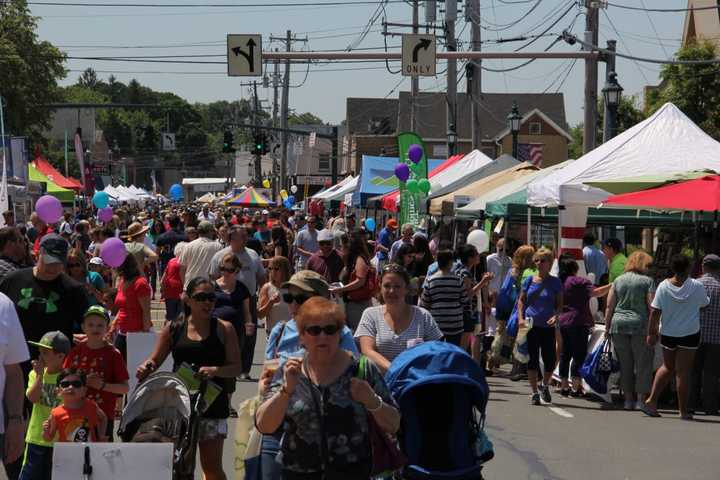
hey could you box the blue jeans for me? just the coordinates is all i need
[261,434,282,480]
[165,298,182,321]
[19,444,53,480]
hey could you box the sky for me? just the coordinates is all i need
[29,0,692,128]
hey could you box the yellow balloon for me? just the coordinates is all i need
[262,179,270,188]
[280,189,288,200]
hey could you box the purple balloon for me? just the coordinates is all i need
[35,195,63,224]
[98,207,114,223]
[101,237,128,268]
[408,144,423,164]
[394,163,410,182]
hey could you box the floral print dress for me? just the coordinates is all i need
[263,356,396,479]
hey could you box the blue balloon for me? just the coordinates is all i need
[287,195,295,205]
[169,183,183,201]
[283,199,292,209]
[365,218,376,232]
[92,191,109,209]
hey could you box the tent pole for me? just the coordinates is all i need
[714,211,718,254]
[526,207,531,245]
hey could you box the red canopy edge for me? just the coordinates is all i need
[604,175,720,212]
[32,154,84,191]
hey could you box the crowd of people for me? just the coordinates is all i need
[0,201,718,480]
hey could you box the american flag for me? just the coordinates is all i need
[518,143,544,167]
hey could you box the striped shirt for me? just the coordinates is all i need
[698,273,720,345]
[419,273,470,336]
[355,306,443,362]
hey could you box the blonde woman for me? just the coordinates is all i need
[257,256,292,335]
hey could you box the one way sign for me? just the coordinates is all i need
[227,34,262,77]
[402,34,436,77]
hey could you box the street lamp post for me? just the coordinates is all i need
[507,101,521,159]
[602,71,623,142]
[447,124,457,156]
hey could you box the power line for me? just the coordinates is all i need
[638,0,670,58]
[27,0,419,7]
[607,2,720,13]
[478,0,543,31]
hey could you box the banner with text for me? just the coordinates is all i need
[397,132,428,227]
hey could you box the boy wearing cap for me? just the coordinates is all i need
[63,306,129,440]
[20,331,70,480]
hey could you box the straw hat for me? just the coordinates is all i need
[125,222,149,240]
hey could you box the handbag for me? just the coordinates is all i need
[356,356,406,477]
[597,338,615,373]
[235,396,261,479]
[345,259,378,302]
[580,338,616,394]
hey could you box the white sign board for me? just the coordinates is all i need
[52,442,173,480]
[308,131,317,148]
[161,133,175,151]
[402,34,436,77]
[127,332,173,394]
[432,144,448,158]
[227,34,262,77]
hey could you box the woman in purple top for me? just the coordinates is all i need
[557,256,610,397]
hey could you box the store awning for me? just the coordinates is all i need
[32,155,83,191]
[603,175,720,212]
[28,163,75,203]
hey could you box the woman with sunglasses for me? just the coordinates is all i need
[137,277,242,480]
[356,264,443,374]
[516,247,563,406]
[66,248,106,306]
[257,256,291,336]
[256,296,400,480]
[213,252,252,362]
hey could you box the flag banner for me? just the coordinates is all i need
[0,155,8,227]
[518,143,544,167]
[396,132,428,227]
[74,131,87,193]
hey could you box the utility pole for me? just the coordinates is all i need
[410,0,419,132]
[271,49,280,199]
[602,39,617,145]
[445,0,458,156]
[583,0,599,154]
[467,0,482,150]
[252,80,263,183]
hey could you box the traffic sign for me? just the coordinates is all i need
[402,34,436,77]
[227,34,262,77]
[161,133,176,151]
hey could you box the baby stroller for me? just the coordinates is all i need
[385,341,491,480]
[118,371,203,480]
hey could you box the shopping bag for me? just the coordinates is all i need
[234,396,260,480]
[513,320,531,364]
[580,338,613,394]
[243,428,263,480]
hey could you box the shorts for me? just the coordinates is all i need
[660,331,701,351]
[198,418,228,442]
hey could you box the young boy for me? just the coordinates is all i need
[20,331,70,480]
[64,305,129,440]
[43,368,108,443]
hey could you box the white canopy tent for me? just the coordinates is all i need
[318,176,359,202]
[312,175,356,200]
[425,149,497,199]
[527,103,720,208]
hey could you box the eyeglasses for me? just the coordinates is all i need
[220,267,239,273]
[59,380,83,389]
[283,292,312,305]
[303,324,340,336]
[192,292,217,303]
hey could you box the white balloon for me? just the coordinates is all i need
[290,185,298,194]
[466,229,489,253]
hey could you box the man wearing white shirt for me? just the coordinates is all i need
[197,205,217,223]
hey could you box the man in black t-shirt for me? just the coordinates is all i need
[155,214,188,273]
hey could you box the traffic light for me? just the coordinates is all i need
[252,133,263,155]
[222,131,235,153]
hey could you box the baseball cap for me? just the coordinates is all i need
[703,254,720,269]
[262,209,269,215]
[89,257,105,267]
[39,234,69,265]
[28,331,71,354]
[84,305,111,323]
[283,270,330,299]
[317,229,334,243]
[386,219,398,230]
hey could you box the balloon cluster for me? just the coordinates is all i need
[283,195,296,209]
[394,144,431,194]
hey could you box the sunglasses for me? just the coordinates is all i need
[220,267,239,273]
[304,324,340,336]
[59,380,83,389]
[283,292,312,305]
[192,292,217,303]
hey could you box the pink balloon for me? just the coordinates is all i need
[35,195,63,224]
[98,207,114,223]
[394,163,410,182]
[101,237,128,268]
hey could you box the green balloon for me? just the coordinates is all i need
[418,178,431,194]
[406,179,419,193]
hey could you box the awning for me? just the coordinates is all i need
[585,170,715,195]
[28,163,75,203]
[32,155,83,191]
[603,175,720,212]
[226,187,275,207]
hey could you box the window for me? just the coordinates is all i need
[529,122,542,135]
[318,153,330,172]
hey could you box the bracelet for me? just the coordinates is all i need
[279,384,293,397]
[367,394,383,412]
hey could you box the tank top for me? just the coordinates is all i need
[171,317,230,419]
[265,283,291,334]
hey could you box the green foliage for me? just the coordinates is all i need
[568,124,583,159]
[289,112,324,126]
[0,0,67,138]
[646,41,720,139]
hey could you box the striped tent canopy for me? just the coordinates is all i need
[226,187,274,206]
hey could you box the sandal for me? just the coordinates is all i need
[639,402,661,418]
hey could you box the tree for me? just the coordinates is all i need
[646,41,720,139]
[289,112,324,126]
[0,0,67,137]
[78,68,99,89]
[568,124,583,159]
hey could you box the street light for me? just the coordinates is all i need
[447,124,457,156]
[602,71,623,141]
[507,101,521,159]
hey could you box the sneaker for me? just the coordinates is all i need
[511,372,528,382]
[540,385,552,404]
[560,388,571,398]
[624,400,635,411]
[639,402,661,418]
[636,401,646,411]
[531,393,541,406]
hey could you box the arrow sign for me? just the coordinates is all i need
[412,38,431,63]
[227,34,262,77]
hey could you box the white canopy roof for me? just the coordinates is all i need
[312,176,356,200]
[527,103,720,207]
[426,149,495,199]
[320,176,359,202]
